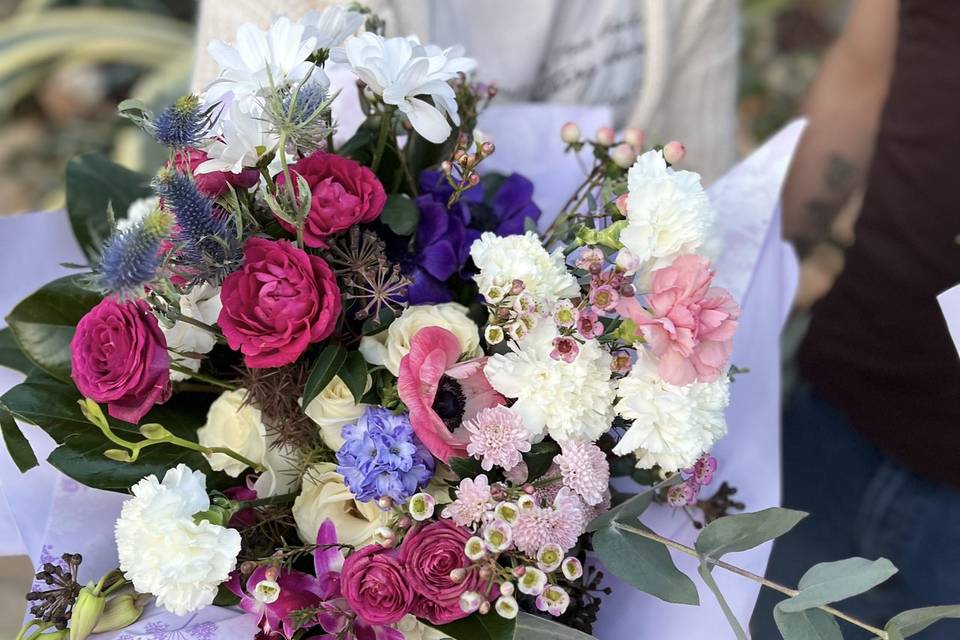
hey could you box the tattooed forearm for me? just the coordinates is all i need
[795,155,858,255]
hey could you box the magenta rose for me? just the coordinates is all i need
[174,148,259,197]
[400,519,487,625]
[275,151,386,248]
[219,238,341,368]
[70,298,171,423]
[340,544,413,625]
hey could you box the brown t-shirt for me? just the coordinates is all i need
[800,0,960,485]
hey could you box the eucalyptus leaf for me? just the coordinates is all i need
[5,275,101,383]
[697,561,747,639]
[380,194,420,236]
[338,351,369,404]
[433,612,515,640]
[773,604,843,640]
[0,407,38,472]
[0,327,35,375]
[884,605,960,638]
[695,507,807,561]
[515,612,599,639]
[65,152,152,262]
[302,344,348,407]
[593,523,699,605]
[779,557,898,613]
[585,489,654,533]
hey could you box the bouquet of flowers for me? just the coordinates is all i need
[4,7,956,640]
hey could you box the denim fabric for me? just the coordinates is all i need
[750,383,960,639]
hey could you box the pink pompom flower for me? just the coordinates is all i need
[464,406,531,472]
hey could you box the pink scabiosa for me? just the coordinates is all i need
[511,488,587,555]
[553,440,610,506]
[618,254,739,385]
[397,327,505,463]
[464,406,531,472]
[442,475,494,527]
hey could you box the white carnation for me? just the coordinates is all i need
[115,464,241,616]
[470,231,580,304]
[484,321,616,442]
[619,150,713,270]
[162,283,222,381]
[613,351,729,472]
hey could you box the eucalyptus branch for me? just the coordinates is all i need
[612,522,888,639]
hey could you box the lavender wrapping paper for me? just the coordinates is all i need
[0,112,803,638]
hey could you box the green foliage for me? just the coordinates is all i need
[522,440,559,482]
[338,351,369,404]
[773,606,843,640]
[0,407,38,472]
[379,194,420,236]
[695,507,807,561]
[779,557,897,613]
[884,605,960,639]
[434,612,598,640]
[5,275,102,383]
[585,488,654,533]
[0,327,34,375]
[302,344,348,407]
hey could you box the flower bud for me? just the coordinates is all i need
[610,143,637,168]
[377,496,394,510]
[479,600,491,615]
[396,515,413,529]
[560,122,581,144]
[624,127,646,149]
[70,584,107,640]
[615,193,629,216]
[408,492,436,521]
[495,595,519,619]
[449,567,467,583]
[468,172,481,186]
[373,526,397,548]
[459,591,483,613]
[440,160,453,174]
[481,141,495,156]
[479,566,493,581]
[91,592,149,633]
[595,126,616,146]
[499,581,515,596]
[663,140,686,165]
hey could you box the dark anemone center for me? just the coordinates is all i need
[433,375,466,431]
[467,202,500,232]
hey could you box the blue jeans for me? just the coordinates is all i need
[750,383,960,639]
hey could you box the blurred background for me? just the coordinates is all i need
[0,0,854,630]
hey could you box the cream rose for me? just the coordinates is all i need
[292,464,388,547]
[197,389,299,496]
[302,375,371,451]
[358,303,481,376]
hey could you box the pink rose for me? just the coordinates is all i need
[174,148,259,197]
[219,238,341,368]
[400,519,488,625]
[340,545,413,626]
[619,254,739,385]
[275,152,386,248]
[70,299,171,423]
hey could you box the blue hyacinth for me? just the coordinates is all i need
[96,209,171,298]
[152,168,241,282]
[152,95,212,149]
[336,407,435,504]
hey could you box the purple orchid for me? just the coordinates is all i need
[229,520,402,640]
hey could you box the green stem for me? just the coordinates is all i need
[612,523,888,639]
[276,131,305,250]
[168,311,225,343]
[370,108,393,173]
[169,365,237,391]
[235,491,300,509]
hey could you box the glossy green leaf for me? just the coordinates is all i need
[773,605,843,640]
[65,152,152,262]
[593,523,699,605]
[434,612,515,640]
[338,351,368,405]
[695,507,807,561]
[380,194,419,236]
[884,605,960,638]
[0,407,38,472]
[0,327,34,375]
[779,557,898,613]
[5,275,101,383]
[523,440,559,482]
[302,344,348,407]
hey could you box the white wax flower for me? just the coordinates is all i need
[115,464,241,616]
[162,282,221,381]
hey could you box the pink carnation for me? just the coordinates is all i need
[218,238,341,368]
[618,254,739,385]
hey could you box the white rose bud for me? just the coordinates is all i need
[595,126,615,146]
[559,121,581,144]
[611,143,637,169]
[663,140,686,165]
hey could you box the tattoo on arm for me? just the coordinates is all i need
[797,155,858,255]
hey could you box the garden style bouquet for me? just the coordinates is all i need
[4,6,957,640]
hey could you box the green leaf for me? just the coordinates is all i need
[515,612,599,639]
[593,523,699,605]
[523,440,559,482]
[338,351,368,405]
[449,456,485,480]
[697,561,747,639]
[65,152,152,262]
[0,407,38,472]
[0,327,35,375]
[302,344,348,407]
[773,605,843,640]
[585,489,654,533]
[5,275,102,383]
[695,507,807,561]
[779,557,898,613]
[380,194,420,236]
[884,605,960,638]
[434,612,515,640]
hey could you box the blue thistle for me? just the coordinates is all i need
[264,79,335,153]
[96,209,172,298]
[152,95,213,149]
[152,168,242,283]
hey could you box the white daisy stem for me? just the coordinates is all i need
[612,522,888,639]
[370,106,394,173]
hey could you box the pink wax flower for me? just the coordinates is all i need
[400,519,489,625]
[619,254,739,386]
[70,298,171,423]
[550,336,580,363]
[577,309,604,339]
[219,238,341,368]
[340,545,414,626]
[397,326,505,463]
[275,151,386,248]
[175,148,259,197]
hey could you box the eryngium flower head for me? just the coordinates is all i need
[152,167,242,283]
[152,95,215,148]
[264,79,336,153]
[95,208,172,298]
